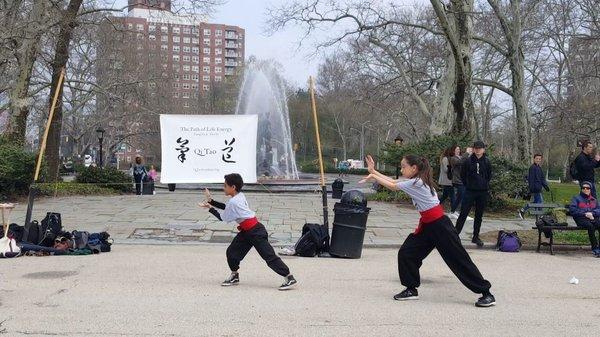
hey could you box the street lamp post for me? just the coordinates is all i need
[96,127,105,168]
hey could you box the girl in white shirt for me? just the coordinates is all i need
[360,155,495,307]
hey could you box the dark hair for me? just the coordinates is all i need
[224,173,244,192]
[135,156,142,164]
[403,154,437,195]
[581,140,592,150]
[533,153,543,158]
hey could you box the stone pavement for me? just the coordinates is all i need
[10,187,532,247]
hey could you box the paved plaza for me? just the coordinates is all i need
[1,245,598,336]
[9,177,530,247]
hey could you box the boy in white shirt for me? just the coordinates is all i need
[200,173,297,290]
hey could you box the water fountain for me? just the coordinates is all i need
[235,60,300,180]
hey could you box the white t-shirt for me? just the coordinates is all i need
[396,178,439,212]
[221,192,256,223]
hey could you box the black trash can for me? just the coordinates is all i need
[168,183,176,192]
[330,190,370,258]
[142,181,154,195]
[332,178,344,199]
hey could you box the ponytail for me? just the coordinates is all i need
[403,154,437,195]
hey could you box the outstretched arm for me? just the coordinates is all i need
[359,173,399,191]
[365,155,399,184]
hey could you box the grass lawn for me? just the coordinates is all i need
[480,229,591,247]
[543,182,583,205]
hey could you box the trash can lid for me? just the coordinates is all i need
[340,189,367,207]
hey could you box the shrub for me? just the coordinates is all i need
[36,182,117,196]
[0,138,38,199]
[75,166,133,193]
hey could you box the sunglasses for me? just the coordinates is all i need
[582,187,591,190]
[54,236,69,243]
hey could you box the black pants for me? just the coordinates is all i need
[398,216,492,294]
[574,217,600,250]
[438,185,455,207]
[455,190,488,237]
[227,223,290,277]
[134,176,143,195]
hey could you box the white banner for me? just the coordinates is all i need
[160,114,258,183]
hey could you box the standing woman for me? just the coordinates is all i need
[132,156,148,195]
[360,155,495,307]
[438,147,455,210]
[449,146,467,219]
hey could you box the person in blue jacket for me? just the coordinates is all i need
[568,181,600,257]
[519,154,550,218]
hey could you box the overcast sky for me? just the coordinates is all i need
[115,0,429,87]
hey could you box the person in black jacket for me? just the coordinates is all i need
[455,141,492,247]
[574,141,600,198]
[519,154,550,218]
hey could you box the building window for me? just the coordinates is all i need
[183,55,190,62]
[215,48,222,55]
[137,24,144,31]
[215,58,222,64]
[174,73,180,80]
[183,37,190,44]
[191,84,198,89]
[203,47,210,54]
[192,38,199,44]
[149,25,156,32]
[203,38,210,46]
[173,64,179,71]
[161,35,168,42]
[182,83,190,89]
[215,76,222,82]
[203,84,210,90]
[183,65,190,71]
[192,47,199,53]
[127,23,133,30]
[136,33,144,39]
[173,83,180,88]
[173,92,179,98]
[191,27,199,35]
[183,46,190,52]
[173,36,180,43]
[183,101,190,108]
[183,27,190,34]
[203,75,210,81]
[160,26,168,33]
[204,29,211,36]
[192,66,199,72]
[215,39,222,46]
[173,55,180,62]
[192,74,199,81]
[183,74,190,80]
[149,35,156,40]
[203,66,210,73]
[182,92,190,98]
[215,29,222,36]
[173,27,180,34]
[215,67,222,73]
[203,57,210,64]
[192,56,199,63]
[173,45,180,52]
[161,45,168,51]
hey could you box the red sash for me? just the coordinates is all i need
[415,205,445,234]
[238,217,258,231]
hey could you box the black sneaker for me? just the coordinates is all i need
[221,272,239,286]
[278,275,298,290]
[472,236,484,247]
[475,293,496,307]
[393,288,419,301]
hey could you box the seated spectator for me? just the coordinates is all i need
[568,181,600,257]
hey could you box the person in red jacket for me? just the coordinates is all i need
[568,181,600,257]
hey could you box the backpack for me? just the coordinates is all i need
[496,230,522,252]
[72,230,90,249]
[569,160,579,180]
[294,223,330,257]
[39,213,62,247]
[25,220,41,244]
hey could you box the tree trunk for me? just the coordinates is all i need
[4,0,46,144]
[432,46,455,135]
[44,0,84,182]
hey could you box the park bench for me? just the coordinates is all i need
[527,203,588,255]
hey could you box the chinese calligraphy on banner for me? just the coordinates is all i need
[160,114,258,183]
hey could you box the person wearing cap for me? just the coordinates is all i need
[573,140,600,198]
[568,181,600,257]
[455,140,492,247]
[518,154,550,219]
